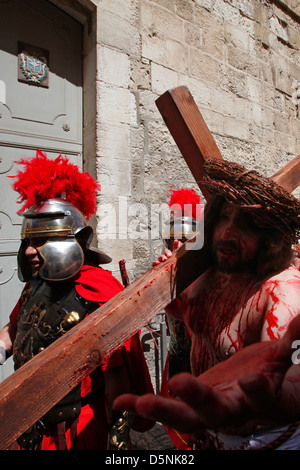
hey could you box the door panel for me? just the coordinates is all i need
[0,0,82,144]
[0,0,83,380]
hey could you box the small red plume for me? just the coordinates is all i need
[12,149,100,220]
[168,188,201,219]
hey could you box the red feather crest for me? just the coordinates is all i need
[168,188,202,219]
[12,149,100,220]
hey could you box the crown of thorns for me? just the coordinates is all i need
[202,158,300,244]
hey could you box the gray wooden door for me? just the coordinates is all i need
[0,0,83,380]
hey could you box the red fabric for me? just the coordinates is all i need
[75,264,125,374]
[160,355,192,450]
[74,263,123,303]
[121,330,155,432]
[10,293,24,329]
[11,264,153,449]
[41,395,109,450]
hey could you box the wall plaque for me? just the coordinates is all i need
[18,42,49,87]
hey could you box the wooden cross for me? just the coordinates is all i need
[0,87,299,449]
[155,86,300,195]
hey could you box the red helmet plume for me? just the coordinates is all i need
[12,149,100,220]
[168,188,201,219]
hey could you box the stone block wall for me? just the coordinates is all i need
[92,0,299,283]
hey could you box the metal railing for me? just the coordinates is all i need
[141,312,170,394]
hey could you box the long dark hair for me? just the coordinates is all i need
[203,195,293,281]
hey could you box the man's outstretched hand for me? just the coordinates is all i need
[114,316,300,435]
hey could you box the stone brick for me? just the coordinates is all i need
[202,32,225,61]
[144,177,173,204]
[151,62,185,95]
[133,239,151,259]
[95,237,134,282]
[224,21,250,52]
[287,25,300,50]
[219,64,248,98]
[184,21,201,47]
[249,103,263,128]
[175,0,194,21]
[290,116,300,140]
[131,58,151,91]
[148,0,176,13]
[260,61,275,87]
[194,0,213,11]
[97,46,130,87]
[147,118,182,155]
[164,150,199,183]
[98,123,130,159]
[200,107,225,135]
[141,0,184,42]
[258,104,275,129]
[227,44,260,77]
[211,0,241,25]
[224,116,250,140]
[97,0,133,23]
[164,38,189,74]
[142,31,166,65]
[230,95,250,121]
[211,88,237,118]
[269,14,289,44]
[274,110,292,134]
[289,60,300,82]
[96,83,132,126]
[138,89,161,118]
[275,68,293,96]
[189,49,220,83]
[97,8,139,56]
[274,130,297,154]
[97,156,132,196]
[246,75,263,103]
[186,78,213,108]
[194,4,224,38]
[261,127,277,148]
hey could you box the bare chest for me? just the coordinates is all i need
[186,275,265,375]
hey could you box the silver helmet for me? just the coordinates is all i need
[18,198,111,282]
[163,215,199,241]
[169,216,199,240]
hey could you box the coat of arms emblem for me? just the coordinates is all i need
[18,42,49,88]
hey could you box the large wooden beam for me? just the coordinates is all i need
[271,154,300,193]
[155,86,223,200]
[156,86,300,194]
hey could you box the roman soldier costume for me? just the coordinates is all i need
[161,188,202,450]
[165,188,202,379]
[9,150,153,450]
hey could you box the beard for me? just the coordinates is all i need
[213,240,257,274]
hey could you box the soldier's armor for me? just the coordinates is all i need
[13,278,99,424]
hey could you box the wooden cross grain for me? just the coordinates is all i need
[155,86,300,195]
[0,86,299,449]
